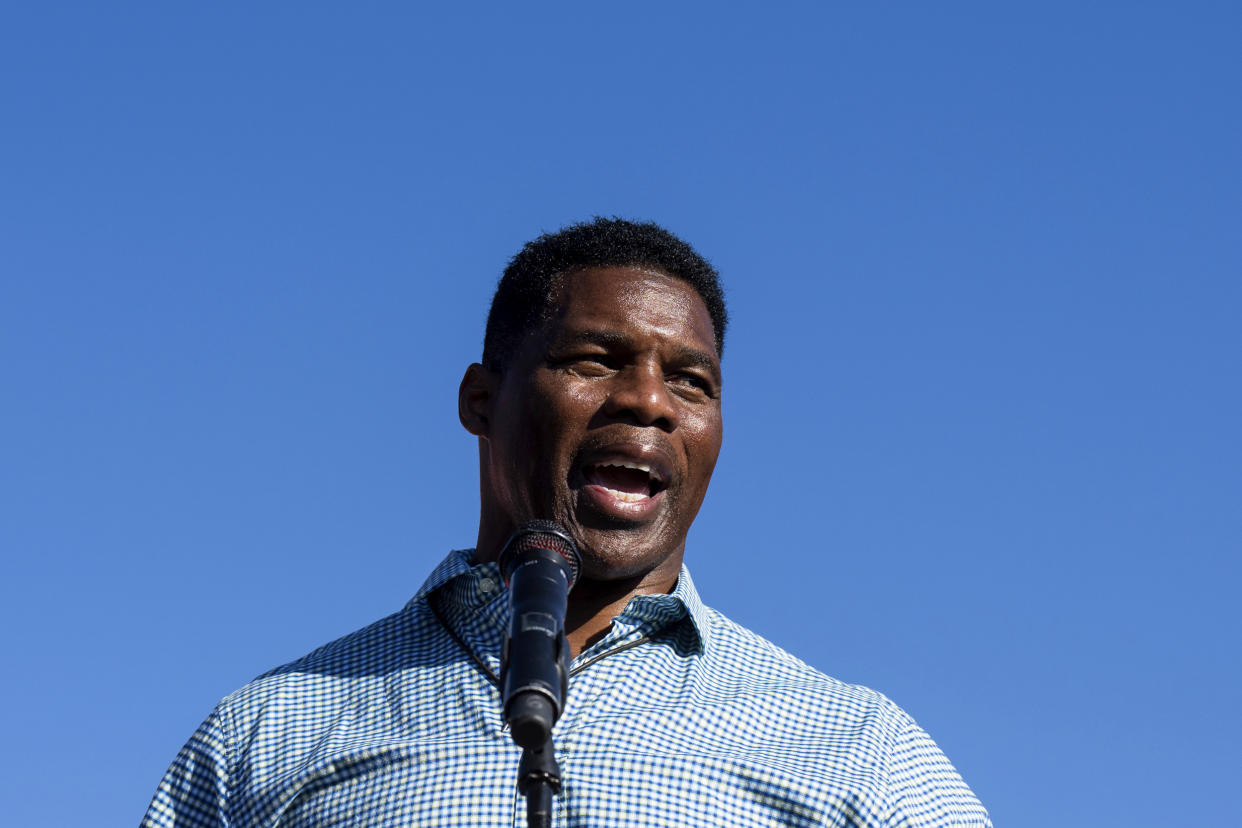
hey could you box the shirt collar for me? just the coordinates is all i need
[409,549,711,652]
[618,565,711,651]
[410,548,490,605]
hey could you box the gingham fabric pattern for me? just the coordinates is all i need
[143,550,991,827]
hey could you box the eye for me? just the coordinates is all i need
[668,371,715,398]
[557,353,616,376]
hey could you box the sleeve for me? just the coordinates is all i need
[885,721,992,828]
[140,706,232,828]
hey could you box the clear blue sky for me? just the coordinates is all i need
[3,3,1238,825]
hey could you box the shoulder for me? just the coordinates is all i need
[256,602,431,679]
[701,607,990,826]
[700,605,908,723]
[215,598,446,729]
[684,606,914,776]
[675,569,903,724]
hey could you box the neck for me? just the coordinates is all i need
[473,509,685,658]
[563,556,682,657]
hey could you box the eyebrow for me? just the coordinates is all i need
[553,329,722,384]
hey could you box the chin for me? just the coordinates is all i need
[571,525,681,583]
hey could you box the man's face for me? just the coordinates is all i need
[477,266,723,581]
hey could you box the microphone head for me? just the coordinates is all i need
[498,520,582,587]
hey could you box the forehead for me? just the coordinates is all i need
[543,266,718,352]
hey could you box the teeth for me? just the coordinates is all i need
[586,460,662,503]
[603,461,655,477]
[603,487,648,502]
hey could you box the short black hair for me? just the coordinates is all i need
[482,217,727,372]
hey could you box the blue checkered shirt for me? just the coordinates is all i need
[143,550,990,826]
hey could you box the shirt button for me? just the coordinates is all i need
[479,577,498,595]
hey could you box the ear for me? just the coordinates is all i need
[458,362,496,437]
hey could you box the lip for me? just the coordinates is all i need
[580,483,666,520]
[571,438,676,523]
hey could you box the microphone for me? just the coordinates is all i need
[498,520,582,750]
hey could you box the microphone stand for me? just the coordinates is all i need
[517,736,561,828]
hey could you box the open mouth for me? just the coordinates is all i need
[581,461,668,503]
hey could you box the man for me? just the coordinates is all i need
[144,218,990,826]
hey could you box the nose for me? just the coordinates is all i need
[602,362,678,431]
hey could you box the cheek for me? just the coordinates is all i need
[523,382,597,462]
[532,377,603,429]
[686,410,723,452]
[684,417,723,488]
